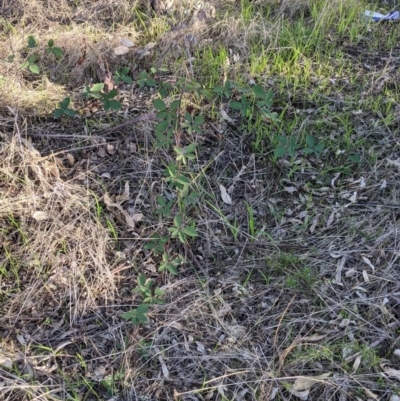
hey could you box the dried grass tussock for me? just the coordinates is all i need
[0,133,117,319]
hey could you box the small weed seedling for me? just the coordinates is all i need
[114,67,133,85]
[174,143,197,165]
[132,274,165,304]
[274,135,300,159]
[137,69,156,88]
[121,274,165,325]
[158,252,184,275]
[46,39,63,59]
[83,83,121,111]
[168,215,198,244]
[154,98,180,148]
[144,232,169,255]
[303,134,325,156]
[54,97,75,118]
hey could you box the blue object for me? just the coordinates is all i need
[365,10,399,22]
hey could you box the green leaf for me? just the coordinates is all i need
[59,97,70,109]
[314,143,325,153]
[274,146,287,158]
[121,67,130,75]
[48,39,54,47]
[154,98,166,111]
[20,60,29,69]
[348,153,360,163]
[166,264,178,275]
[154,288,165,296]
[108,89,118,98]
[122,76,133,84]
[303,147,314,155]
[253,84,266,98]
[64,108,76,117]
[29,64,40,74]
[178,232,187,244]
[54,108,64,118]
[28,54,38,63]
[230,101,242,110]
[28,35,37,48]
[91,83,104,92]
[102,100,111,111]
[156,120,169,135]
[185,143,197,153]
[146,78,156,86]
[121,310,136,320]
[156,111,169,119]
[109,100,121,110]
[7,54,14,62]
[184,111,192,124]
[306,134,316,148]
[170,99,180,112]
[194,115,204,125]
[174,215,182,228]
[137,303,149,314]
[137,274,147,286]
[182,226,198,237]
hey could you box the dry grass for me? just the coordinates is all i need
[2,0,400,400]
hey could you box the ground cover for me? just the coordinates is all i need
[1,0,400,400]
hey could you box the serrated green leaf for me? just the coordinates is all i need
[156,111,169,119]
[53,47,63,58]
[182,226,198,237]
[54,108,64,118]
[121,310,136,320]
[253,84,266,98]
[29,64,40,74]
[146,78,156,86]
[48,39,54,47]
[178,232,186,244]
[20,60,29,69]
[314,143,325,153]
[170,99,180,112]
[174,215,182,228]
[122,76,133,84]
[156,120,169,135]
[274,146,287,158]
[137,304,149,314]
[154,98,166,111]
[64,108,75,117]
[59,97,70,109]
[230,101,242,110]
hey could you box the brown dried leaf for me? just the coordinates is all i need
[116,181,130,203]
[66,153,75,166]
